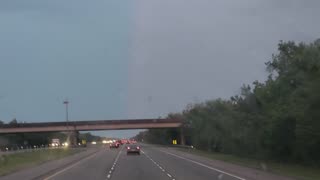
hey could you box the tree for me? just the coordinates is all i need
[9,118,18,125]
[139,39,320,164]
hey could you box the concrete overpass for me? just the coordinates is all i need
[0,119,183,134]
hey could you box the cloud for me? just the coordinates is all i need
[127,0,320,118]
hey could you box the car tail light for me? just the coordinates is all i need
[136,146,140,149]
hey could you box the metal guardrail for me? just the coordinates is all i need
[141,143,194,150]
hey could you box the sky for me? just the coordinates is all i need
[0,0,319,138]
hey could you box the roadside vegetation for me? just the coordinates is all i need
[176,148,320,180]
[0,131,101,151]
[0,148,82,176]
[134,39,320,178]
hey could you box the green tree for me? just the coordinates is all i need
[140,39,320,164]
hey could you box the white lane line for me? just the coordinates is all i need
[44,151,99,180]
[142,150,175,179]
[106,146,123,179]
[159,150,246,180]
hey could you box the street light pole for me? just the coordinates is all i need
[63,100,69,130]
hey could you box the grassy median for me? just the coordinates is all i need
[0,148,82,176]
[177,148,320,180]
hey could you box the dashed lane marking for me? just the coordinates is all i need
[106,146,123,179]
[141,150,175,180]
[159,150,246,180]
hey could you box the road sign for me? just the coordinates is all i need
[82,140,87,145]
[172,139,177,145]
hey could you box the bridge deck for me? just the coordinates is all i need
[0,119,182,133]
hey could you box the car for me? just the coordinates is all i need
[126,145,140,155]
[109,142,119,148]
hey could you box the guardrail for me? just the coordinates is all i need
[141,143,194,150]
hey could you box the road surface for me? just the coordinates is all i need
[0,144,293,180]
[41,145,238,180]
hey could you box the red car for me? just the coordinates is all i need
[109,142,119,148]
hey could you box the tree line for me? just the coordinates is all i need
[134,39,320,165]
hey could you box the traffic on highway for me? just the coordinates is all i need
[0,142,257,180]
[0,0,319,180]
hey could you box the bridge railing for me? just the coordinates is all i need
[0,119,182,128]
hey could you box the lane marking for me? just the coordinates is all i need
[106,146,123,179]
[141,150,175,180]
[159,150,246,180]
[43,151,99,180]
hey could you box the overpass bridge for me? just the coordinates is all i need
[0,119,183,134]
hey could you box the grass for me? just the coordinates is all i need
[177,148,320,180]
[0,148,82,176]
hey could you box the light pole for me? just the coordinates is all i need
[63,99,70,145]
[63,100,69,129]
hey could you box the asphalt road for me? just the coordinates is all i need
[39,144,243,180]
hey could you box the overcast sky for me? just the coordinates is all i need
[0,0,319,138]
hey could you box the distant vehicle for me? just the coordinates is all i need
[117,140,123,145]
[91,141,97,145]
[126,145,140,155]
[121,139,128,144]
[130,140,137,144]
[51,139,60,147]
[109,142,119,148]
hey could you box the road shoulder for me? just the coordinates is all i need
[0,148,98,180]
[157,147,294,180]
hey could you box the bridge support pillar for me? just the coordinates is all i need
[68,131,79,146]
[180,128,185,145]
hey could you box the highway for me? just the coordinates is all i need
[0,144,293,180]
[41,145,238,180]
